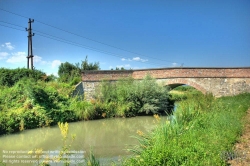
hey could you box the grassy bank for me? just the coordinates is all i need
[123,93,250,165]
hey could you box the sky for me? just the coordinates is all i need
[0,0,249,75]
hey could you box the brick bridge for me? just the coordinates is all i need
[75,67,250,100]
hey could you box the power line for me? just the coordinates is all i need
[0,21,168,66]
[34,31,168,67]
[0,8,28,19]
[0,20,26,29]
[0,8,178,64]
[0,24,25,32]
[0,21,173,67]
[0,23,167,67]
[36,20,174,63]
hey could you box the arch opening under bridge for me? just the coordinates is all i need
[161,78,207,94]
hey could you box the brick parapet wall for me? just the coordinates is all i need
[82,67,250,81]
[82,70,133,81]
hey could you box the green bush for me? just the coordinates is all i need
[95,75,171,117]
[0,76,78,135]
[0,68,45,87]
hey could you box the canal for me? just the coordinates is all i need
[0,116,167,165]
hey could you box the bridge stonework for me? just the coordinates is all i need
[80,67,250,99]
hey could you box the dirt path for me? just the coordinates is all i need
[228,109,250,165]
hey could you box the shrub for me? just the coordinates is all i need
[0,77,78,135]
[0,68,45,87]
[95,75,171,117]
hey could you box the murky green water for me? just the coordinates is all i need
[0,116,167,165]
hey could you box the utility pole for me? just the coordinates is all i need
[26,18,35,70]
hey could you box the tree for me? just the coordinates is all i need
[116,67,125,70]
[81,56,100,70]
[58,62,78,77]
[58,56,100,83]
[110,67,126,70]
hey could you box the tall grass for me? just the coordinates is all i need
[124,93,250,165]
[69,99,95,120]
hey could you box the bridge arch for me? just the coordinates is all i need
[163,78,207,94]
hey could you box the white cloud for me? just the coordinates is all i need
[171,62,178,67]
[132,57,140,61]
[133,57,148,62]
[121,57,148,62]
[109,64,131,69]
[34,55,48,65]
[121,58,131,61]
[6,53,47,65]
[0,52,9,60]
[34,55,42,63]
[116,64,131,69]
[51,60,61,69]
[2,42,15,50]
[124,64,131,68]
[6,52,26,63]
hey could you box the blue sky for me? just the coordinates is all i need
[0,0,249,75]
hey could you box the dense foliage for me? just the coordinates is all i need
[0,68,47,86]
[93,75,172,117]
[0,78,76,135]
[123,93,250,165]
